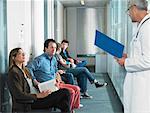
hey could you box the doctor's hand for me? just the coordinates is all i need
[115,57,126,66]
[114,53,127,66]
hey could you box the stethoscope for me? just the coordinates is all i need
[136,17,150,38]
[131,17,150,57]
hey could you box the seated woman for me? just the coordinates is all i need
[7,47,70,113]
[55,43,107,99]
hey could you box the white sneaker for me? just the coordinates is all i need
[79,104,83,108]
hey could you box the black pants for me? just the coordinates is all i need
[31,88,70,113]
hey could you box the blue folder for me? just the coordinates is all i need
[94,30,124,58]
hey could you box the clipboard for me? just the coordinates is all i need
[95,30,124,58]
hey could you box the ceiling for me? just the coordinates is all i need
[58,0,109,7]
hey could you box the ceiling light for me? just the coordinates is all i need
[80,0,85,6]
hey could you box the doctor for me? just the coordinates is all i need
[116,0,150,113]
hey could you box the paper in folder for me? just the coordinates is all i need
[95,30,124,58]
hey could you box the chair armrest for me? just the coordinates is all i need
[16,99,34,104]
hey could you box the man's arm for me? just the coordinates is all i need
[26,58,41,85]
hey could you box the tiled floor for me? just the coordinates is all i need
[75,73,124,113]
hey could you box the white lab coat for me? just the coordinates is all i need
[124,13,150,113]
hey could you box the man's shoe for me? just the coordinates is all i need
[81,92,93,99]
[95,82,107,88]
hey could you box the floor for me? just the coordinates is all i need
[75,73,124,113]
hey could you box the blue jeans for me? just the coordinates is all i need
[66,67,95,93]
[76,60,87,67]
[61,73,75,85]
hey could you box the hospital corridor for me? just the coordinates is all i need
[1,0,150,113]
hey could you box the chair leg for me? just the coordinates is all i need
[53,107,56,111]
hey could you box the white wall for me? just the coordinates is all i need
[7,0,47,64]
[47,0,54,39]
[66,7,106,66]
[56,0,64,43]
[66,8,77,58]
[77,8,105,55]
[7,0,32,65]
[31,0,44,58]
[66,7,105,57]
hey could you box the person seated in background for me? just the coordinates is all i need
[57,66,75,85]
[8,47,70,113]
[60,39,87,68]
[58,70,75,85]
[56,43,108,99]
[27,39,82,112]
[55,44,75,85]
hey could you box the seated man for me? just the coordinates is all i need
[56,43,107,99]
[60,39,87,68]
[27,39,82,112]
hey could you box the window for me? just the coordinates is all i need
[0,0,7,73]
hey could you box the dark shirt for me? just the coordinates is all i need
[60,50,72,61]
